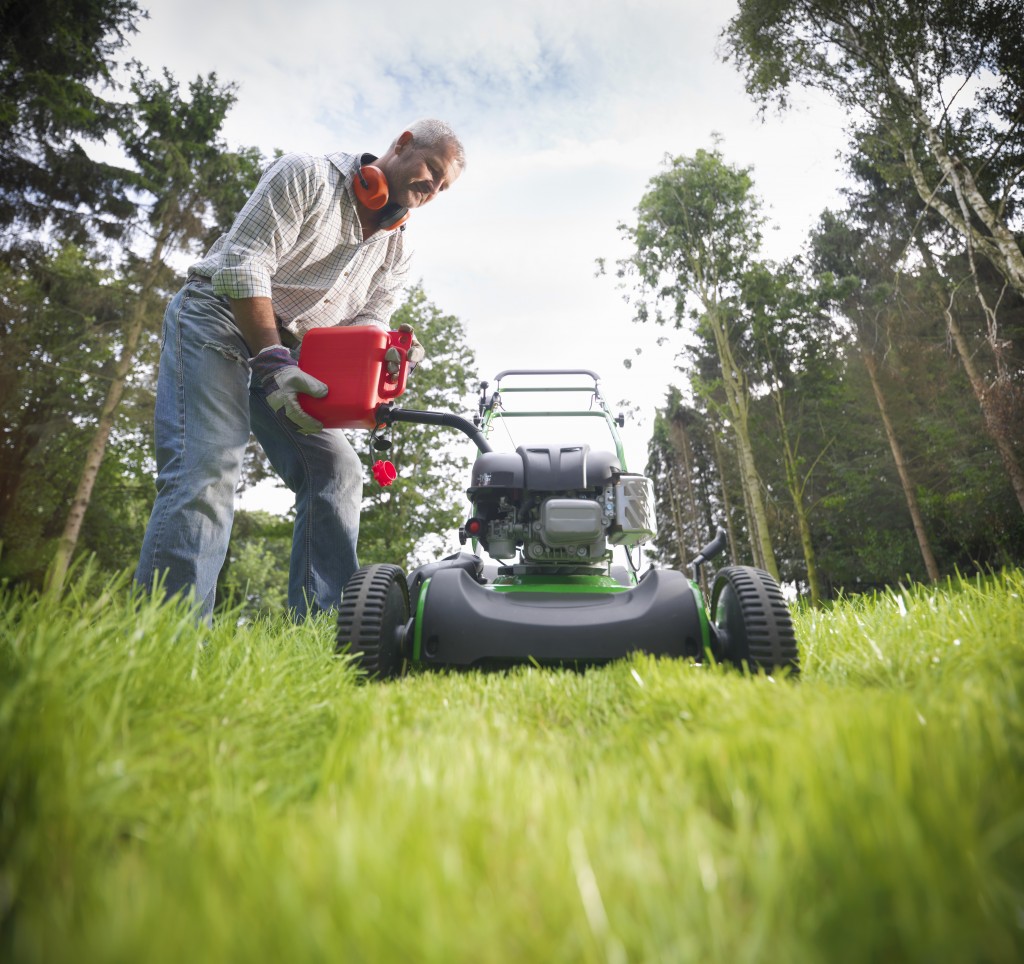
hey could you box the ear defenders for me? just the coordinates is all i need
[353,154,409,231]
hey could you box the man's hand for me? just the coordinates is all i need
[250,345,327,435]
[398,323,426,369]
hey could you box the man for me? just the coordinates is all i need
[135,119,465,620]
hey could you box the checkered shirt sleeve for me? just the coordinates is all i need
[190,152,411,335]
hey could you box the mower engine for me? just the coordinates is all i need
[462,443,656,566]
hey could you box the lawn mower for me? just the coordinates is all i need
[296,329,797,677]
[312,356,799,680]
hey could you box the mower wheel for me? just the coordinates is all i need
[709,566,799,674]
[336,564,410,680]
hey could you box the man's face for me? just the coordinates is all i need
[385,136,462,210]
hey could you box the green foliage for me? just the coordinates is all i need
[2,567,1022,962]
[216,510,291,618]
[617,145,783,577]
[806,205,1024,588]
[0,55,264,589]
[629,131,1023,596]
[0,244,152,582]
[618,145,763,324]
[357,283,478,568]
[0,0,143,248]
[723,0,1024,306]
[120,66,266,257]
[723,0,1023,120]
[645,391,722,570]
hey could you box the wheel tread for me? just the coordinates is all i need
[711,566,799,674]
[336,564,409,678]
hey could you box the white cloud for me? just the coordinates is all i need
[128,0,851,505]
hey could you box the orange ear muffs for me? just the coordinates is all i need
[354,162,390,210]
[354,154,410,231]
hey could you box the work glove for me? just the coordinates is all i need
[398,323,426,369]
[250,345,328,435]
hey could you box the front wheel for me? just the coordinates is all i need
[709,566,799,675]
[336,564,410,680]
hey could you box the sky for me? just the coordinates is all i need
[125,0,851,512]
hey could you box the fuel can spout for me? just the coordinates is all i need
[375,404,493,453]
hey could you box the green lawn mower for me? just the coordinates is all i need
[335,369,799,679]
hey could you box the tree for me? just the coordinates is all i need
[356,285,479,569]
[45,69,264,592]
[723,0,1024,299]
[0,0,142,251]
[724,0,1024,513]
[0,244,141,582]
[916,240,1024,513]
[216,510,291,619]
[615,146,780,579]
[738,259,846,602]
[808,200,1024,584]
[1,4,263,589]
[810,208,945,581]
[645,390,722,589]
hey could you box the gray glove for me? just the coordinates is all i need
[398,323,426,369]
[250,345,328,435]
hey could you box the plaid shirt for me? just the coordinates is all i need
[191,151,410,339]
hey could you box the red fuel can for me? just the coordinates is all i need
[297,325,412,428]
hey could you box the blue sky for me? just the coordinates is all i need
[126,0,850,510]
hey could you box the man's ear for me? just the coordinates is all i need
[395,130,414,152]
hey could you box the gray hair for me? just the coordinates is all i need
[399,118,466,170]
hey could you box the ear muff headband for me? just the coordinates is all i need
[378,205,410,230]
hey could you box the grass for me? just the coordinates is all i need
[1,566,1022,962]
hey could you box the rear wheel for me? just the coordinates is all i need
[710,566,799,674]
[336,564,410,679]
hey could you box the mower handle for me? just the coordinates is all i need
[689,526,728,581]
[494,369,601,384]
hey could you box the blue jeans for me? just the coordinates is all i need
[134,279,362,619]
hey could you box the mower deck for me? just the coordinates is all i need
[410,564,707,668]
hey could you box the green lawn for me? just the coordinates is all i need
[2,568,1022,962]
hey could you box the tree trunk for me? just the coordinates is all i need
[667,417,700,551]
[45,247,165,594]
[667,469,687,570]
[893,86,1024,300]
[939,294,1024,514]
[902,144,1021,295]
[916,245,1024,514]
[771,391,823,605]
[860,347,941,583]
[706,310,779,579]
[710,427,739,565]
